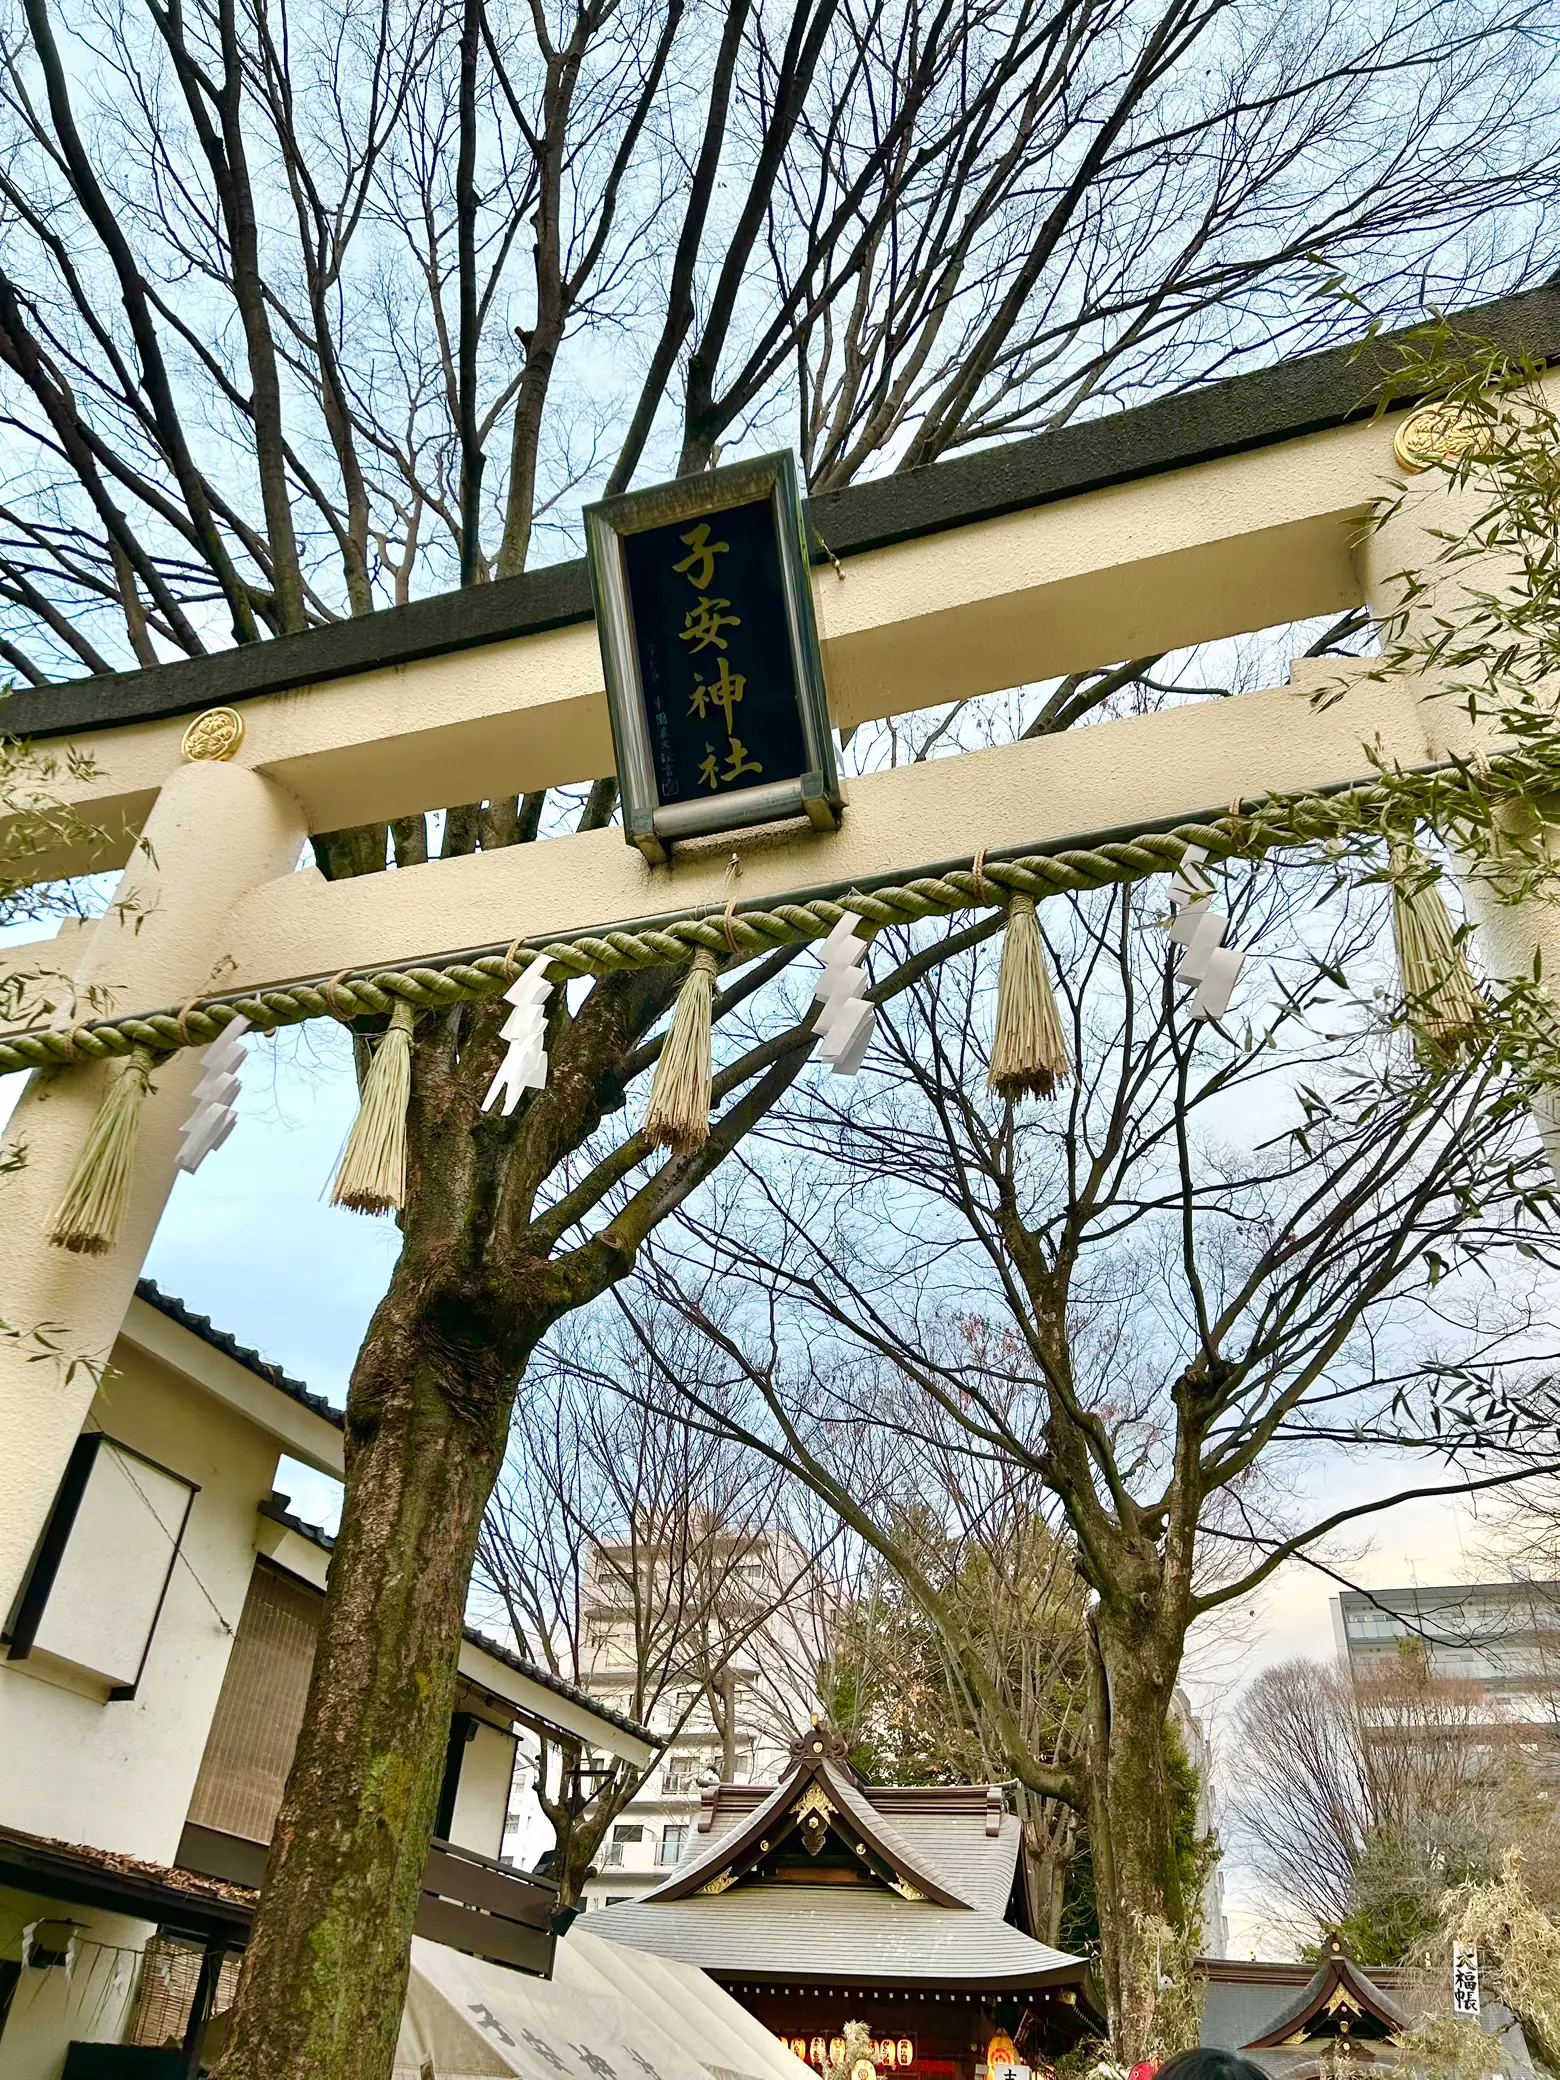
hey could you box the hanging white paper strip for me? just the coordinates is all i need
[813,912,877,1075]
[483,968,554,1115]
[177,1015,251,1173]
[1164,853,1247,1023]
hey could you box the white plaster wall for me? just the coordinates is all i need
[448,1720,518,1862]
[0,1890,148,2080]
[0,1342,280,1864]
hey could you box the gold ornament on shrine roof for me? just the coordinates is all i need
[792,1783,837,1823]
[180,706,246,762]
[1392,402,1486,475]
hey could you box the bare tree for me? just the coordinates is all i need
[827,1511,1096,1947]
[572,1312,1097,1939]
[0,2,1556,662]
[471,1327,834,1906]
[1229,1653,1514,1960]
[617,859,1560,2043]
[2,3,1559,2074]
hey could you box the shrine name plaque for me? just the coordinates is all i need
[584,451,844,862]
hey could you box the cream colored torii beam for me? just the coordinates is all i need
[136,659,1421,997]
[15,407,1386,876]
[5,302,1559,1624]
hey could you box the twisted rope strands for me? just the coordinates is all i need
[0,737,1552,1077]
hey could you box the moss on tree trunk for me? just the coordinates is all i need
[1085,1609,1188,2056]
[211,1287,523,2080]
[206,916,812,2080]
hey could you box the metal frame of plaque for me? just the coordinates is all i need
[584,451,844,863]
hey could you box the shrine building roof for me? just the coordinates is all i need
[586,1724,1091,1998]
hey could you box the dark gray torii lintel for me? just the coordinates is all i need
[6,281,1560,745]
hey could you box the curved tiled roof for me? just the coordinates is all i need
[134,1280,344,1430]
[642,1753,966,1911]
[586,1887,1085,1990]
[816,1766,1020,1919]
[874,1802,1019,1921]
[676,1765,1021,1920]
[1244,1941,1408,2048]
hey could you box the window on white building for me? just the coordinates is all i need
[6,1432,198,1696]
[603,1823,643,1867]
[658,1824,687,1865]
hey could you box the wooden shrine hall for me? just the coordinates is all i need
[1199,1932,1533,2080]
[589,1724,1100,2080]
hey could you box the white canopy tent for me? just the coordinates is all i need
[395,1926,812,2080]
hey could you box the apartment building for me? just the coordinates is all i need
[1333,1578,1560,1746]
[577,1534,823,1913]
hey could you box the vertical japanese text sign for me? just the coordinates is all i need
[1452,1943,1480,2019]
[584,452,844,863]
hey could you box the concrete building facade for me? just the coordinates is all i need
[1333,1580,1560,1747]
[576,1533,824,1915]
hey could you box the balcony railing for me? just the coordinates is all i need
[176,1822,560,1977]
[418,1838,559,1976]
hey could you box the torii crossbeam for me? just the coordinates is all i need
[3,283,1559,1616]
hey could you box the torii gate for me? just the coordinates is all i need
[4,283,1559,1623]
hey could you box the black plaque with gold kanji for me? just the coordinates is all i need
[585,451,842,862]
[620,498,808,810]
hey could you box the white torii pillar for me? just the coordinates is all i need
[0,751,307,1619]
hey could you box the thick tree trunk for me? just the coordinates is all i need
[208,934,687,2080]
[210,1286,525,2080]
[1084,1611,1185,2058]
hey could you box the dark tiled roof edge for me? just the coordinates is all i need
[7,282,1560,744]
[134,1279,344,1430]
[0,1820,255,1907]
[257,1495,662,1751]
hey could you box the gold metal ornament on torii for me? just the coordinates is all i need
[1392,402,1488,474]
[180,706,246,762]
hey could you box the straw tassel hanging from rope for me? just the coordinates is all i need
[331,998,416,1213]
[47,1046,156,1254]
[988,891,1071,1102]
[645,947,718,1154]
[1388,843,1485,1066]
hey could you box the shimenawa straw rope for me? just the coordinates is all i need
[330,998,417,1214]
[645,947,719,1153]
[46,1046,155,1254]
[3,737,1553,1081]
[1388,844,1487,1066]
